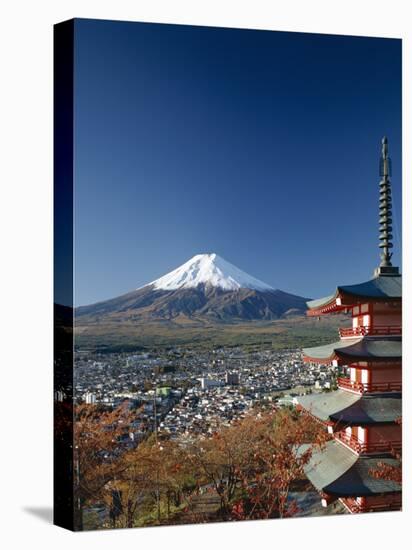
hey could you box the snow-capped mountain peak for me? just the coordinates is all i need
[77,253,308,322]
[145,253,274,292]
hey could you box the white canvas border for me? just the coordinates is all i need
[0,1,410,548]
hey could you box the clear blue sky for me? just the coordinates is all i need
[73,19,401,306]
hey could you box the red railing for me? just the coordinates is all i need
[335,431,402,455]
[341,497,402,514]
[337,377,401,394]
[339,325,401,338]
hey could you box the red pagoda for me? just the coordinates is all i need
[297,137,402,514]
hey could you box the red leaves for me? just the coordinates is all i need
[75,405,329,526]
[370,461,402,483]
[230,501,245,520]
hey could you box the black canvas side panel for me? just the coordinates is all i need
[54,19,75,531]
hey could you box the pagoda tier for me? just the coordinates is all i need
[302,336,401,364]
[296,391,401,455]
[306,274,401,317]
[299,440,401,512]
[297,391,401,425]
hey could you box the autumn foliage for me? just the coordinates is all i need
[74,404,328,528]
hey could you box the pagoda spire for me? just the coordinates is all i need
[375,137,399,277]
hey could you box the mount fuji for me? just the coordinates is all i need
[76,254,309,322]
[146,254,274,292]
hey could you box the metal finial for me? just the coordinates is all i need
[380,136,391,178]
[378,136,393,267]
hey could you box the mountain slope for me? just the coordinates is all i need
[76,254,309,323]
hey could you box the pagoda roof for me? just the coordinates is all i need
[307,274,401,316]
[296,390,401,424]
[302,336,401,363]
[300,439,401,497]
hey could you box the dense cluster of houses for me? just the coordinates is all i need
[73,346,336,440]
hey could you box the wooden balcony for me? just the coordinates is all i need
[341,496,402,514]
[337,376,401,394]
[335,430,401,455]
[339,325,401,338]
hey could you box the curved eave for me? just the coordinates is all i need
[306,275,402,317]
[296,391,401,425]
[296,390,359,422]
[302,338,361,363]
[339,275,402,300]
[303,337,402,364]
[302,440,401,497]
[306,292,343,316]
